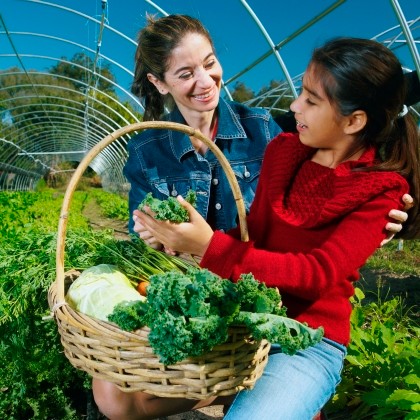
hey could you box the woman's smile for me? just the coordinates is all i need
[191,85,218,102]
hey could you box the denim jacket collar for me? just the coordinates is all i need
[168,97,247,161]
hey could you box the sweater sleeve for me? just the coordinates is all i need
[200,192,406,301]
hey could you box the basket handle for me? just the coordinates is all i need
[56,121,249,302]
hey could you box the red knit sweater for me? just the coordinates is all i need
[200,133,409,345]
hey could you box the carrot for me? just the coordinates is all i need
[137,280,150,296]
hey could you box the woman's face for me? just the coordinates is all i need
[150,33,223,116]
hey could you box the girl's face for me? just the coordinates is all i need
[290,66,350,151]
[149,33,222,117]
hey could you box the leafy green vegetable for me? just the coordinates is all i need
[77,236,197,282]
[107,299,148,331]
[145,268,239,365]
[234,311,324,355]
[138,190,197,222]
[107,268,324,365]
[66,264,145,321]
[235,272,286,316]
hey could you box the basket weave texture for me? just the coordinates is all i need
[49,121,270,399]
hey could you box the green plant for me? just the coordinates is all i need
[366,240,420,276]
[89,188,129,220]
[327,288,420,419]
[138,190,197,222]
[0,191,94,418]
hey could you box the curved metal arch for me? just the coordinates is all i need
[2,90,134,133]
[22,0,138,46]
[6,104,117,133]
[0,30,136,83]
[5,101,132,140]
[0,63,143,116]
[3,103,132,166]
[10,117,105,145]
[0,137,53,171]
[1,82,140,130]
[245,20,420,112]
[222,0,346,95]
[12,114,130,172]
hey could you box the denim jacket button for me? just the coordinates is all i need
[215,203,222,210]
[171,189,178,196]
[212,178,219,185]
[244,170,251,178]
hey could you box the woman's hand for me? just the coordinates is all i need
[132,212,163,250]
[134,196,214,257]
[381,193,414,246]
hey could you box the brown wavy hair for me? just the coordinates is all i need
[132,14,215,121]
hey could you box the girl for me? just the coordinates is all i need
[135,37,419,419]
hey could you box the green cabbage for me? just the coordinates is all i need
[66,264,145,321]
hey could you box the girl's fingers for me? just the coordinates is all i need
[402,193,414,210]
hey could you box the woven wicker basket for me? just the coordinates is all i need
[48,121,270,399]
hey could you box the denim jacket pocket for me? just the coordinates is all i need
[231,161,261,212]
[151,178,192,199]
[150,176,210,220]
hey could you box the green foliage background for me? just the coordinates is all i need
[0,189,419,419]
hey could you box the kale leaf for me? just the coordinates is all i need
[107,299,148,331]
[145,268,239,365]
[236,273,286,316]
[234,311,324,355]
[138,190,197,223]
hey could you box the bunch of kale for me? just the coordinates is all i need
[138,190,197,223]
[109,268,323,365]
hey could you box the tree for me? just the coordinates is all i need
[49,52,115,93]
[231,81,254,102]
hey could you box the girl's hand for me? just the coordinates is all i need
[381,193,414,246]
[132,212,163,250]
[134,196,214,257]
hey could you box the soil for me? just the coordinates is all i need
[82,198,131,241]
[82,199,419,419]
[359,266,420,313]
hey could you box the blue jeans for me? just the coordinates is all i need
[224,338,346,420]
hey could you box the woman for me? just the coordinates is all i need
[136,37,419,419]
[123,14,281,246]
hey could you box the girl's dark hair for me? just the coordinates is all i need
[132,14,215,121]
[309,37,420,238]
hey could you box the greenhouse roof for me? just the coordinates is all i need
[0,0,419,192]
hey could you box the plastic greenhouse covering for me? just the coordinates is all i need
[0,0,419,192]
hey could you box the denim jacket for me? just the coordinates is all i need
[123,97,281,233]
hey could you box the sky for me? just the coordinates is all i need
[0,0,419,99]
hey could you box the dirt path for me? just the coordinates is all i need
[82,196,130,241]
